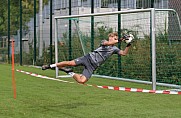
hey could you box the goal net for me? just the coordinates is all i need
[54,8,181,89]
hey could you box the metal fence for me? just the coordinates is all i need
[0,1,181,86]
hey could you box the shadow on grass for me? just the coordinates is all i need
[41,102,98,110]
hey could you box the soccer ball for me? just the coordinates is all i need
[124,34,134,44]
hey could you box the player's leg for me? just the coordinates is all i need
[42,60,76,70]
[72,74,88,84]
[56,60,76,67]
[42,55,92,84]
[72,67,92,84]
[59,60,89,83]
[71,55,95,84]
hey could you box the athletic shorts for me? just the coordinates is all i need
[74,54,98,79]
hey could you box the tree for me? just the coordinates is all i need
[0,0,49,36]
[0,0,7,36]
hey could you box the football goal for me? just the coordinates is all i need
[54,8,181,90]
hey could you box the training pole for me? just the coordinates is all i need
[11,39,16,99]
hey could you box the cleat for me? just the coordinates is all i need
[42,64,51,70]
[59,67,73,74]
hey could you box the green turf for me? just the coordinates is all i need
[0,64,181,118]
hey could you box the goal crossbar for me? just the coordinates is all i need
[55,8,154,19]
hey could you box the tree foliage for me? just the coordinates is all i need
[0,0,49,36]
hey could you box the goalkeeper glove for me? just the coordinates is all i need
[118,34,129,42]
[126,43,131,47]
[122,34,129,39]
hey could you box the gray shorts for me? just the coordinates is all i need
[74,54,98,79]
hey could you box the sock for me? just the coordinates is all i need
[50,64,56,68]
[68,72,75,77]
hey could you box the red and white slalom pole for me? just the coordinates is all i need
[11,39,16,99]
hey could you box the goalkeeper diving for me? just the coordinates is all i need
[42,32,134,84]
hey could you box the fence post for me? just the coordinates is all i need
[34,0,37,65]
[91,0,94,52]
[19,0,22,65]
[151,0,154,8]
[118,0,122,77]
[8,0,10,64]
[69,0,72,60]
[50,0,53,64]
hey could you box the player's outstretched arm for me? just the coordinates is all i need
[119,44,131,56]
[102,39,118,46]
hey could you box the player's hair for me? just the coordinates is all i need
[108,32,118,37]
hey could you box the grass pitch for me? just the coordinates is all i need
[0,64,181,118]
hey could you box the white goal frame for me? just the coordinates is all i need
[54,8,181,90]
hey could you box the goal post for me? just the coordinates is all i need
[151,8,156,90]
[54,8,181,90]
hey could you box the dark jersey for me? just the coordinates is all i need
[89,40,120,66]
